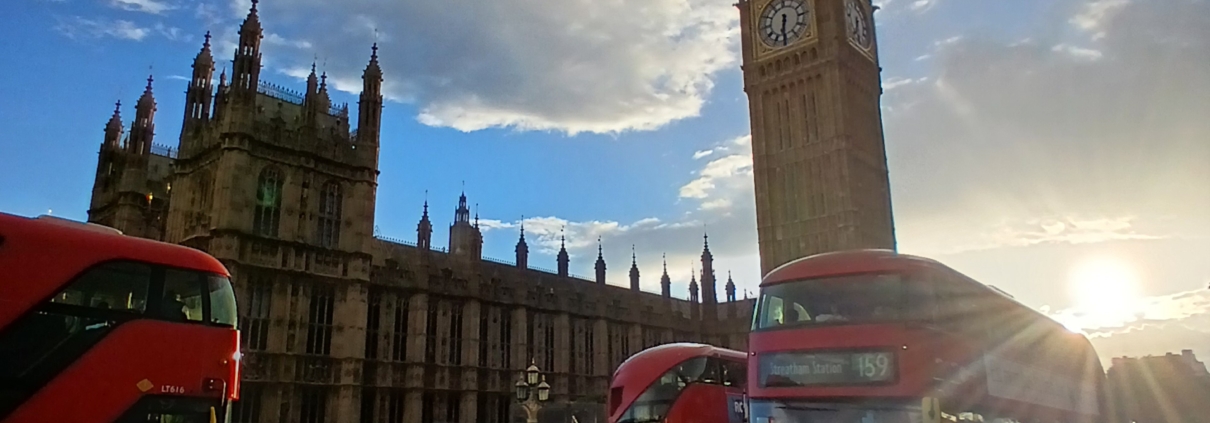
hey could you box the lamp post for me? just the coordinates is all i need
[515,361,550,423]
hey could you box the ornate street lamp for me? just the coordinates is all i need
[527,363,540,385]
[516,360,550,423]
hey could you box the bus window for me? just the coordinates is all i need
[720,359,746,388]
[163,269,205,322]
[755,295,810,330]
[905,274,939,322]
[51,261,151,313]
[754,273,907,330]
[207,275,238,327]
[935,279,986,333]
[701,358,722,384]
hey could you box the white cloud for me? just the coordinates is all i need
[1051,43,1103,60]
[1069,0,1130,38]
[934,35,963,47]
[1055,287,1210,335]
[874,0,942,17]
[910,0,938,13]
[678,135,752,202]
[263,32,312,50]
[874,0,1210,365]
[195,3,221,26]
[882,76,927,91]
[883,0,1210,254]
[692,149,714,159]
[153,22,188,42]
[54,16,149,41]
[109,0,176,15]
[211,0,738,135]
[1040,286,1210,367]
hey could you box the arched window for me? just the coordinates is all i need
[253,167,283,237]
[192,171,213,211]
[317,181,342,248]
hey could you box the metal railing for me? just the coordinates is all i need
[257,81,304,104]
[150,143,177,158]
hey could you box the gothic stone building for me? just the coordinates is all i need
[85,2,755,423]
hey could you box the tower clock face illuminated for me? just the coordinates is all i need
[759,0,811,48]
[845,0,873,50]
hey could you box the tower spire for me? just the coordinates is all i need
[725,270,737,302]
[182,31,215,141]
[454,190,470,223]
[128,75,157,155]
[556,225,570,277]
[416,193,432,250]
[689,263,699,304]
[232,0,263,98]
[104,100,123,149]
[515,215,529,269]
[628,244,640,291]
[594,236,606,285]
[659,253,671,298]
[700,231,716,307]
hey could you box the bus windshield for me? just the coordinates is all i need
[163,268,238,327]
[208,275,238,327]
[754,273,928,330]
[615,356,745,423]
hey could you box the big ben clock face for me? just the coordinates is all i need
[845,0,873,51]
[758,0,812,48]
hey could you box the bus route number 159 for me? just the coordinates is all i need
[853,353,892,380]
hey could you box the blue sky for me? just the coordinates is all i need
[2,0,1209,364]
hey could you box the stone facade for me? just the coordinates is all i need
[84,2,754,422]
[737,0,898,275]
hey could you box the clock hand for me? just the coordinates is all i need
[781,14,788,45]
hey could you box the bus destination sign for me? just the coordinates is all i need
[758,350,896,387]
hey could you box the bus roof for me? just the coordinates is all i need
[0,212,229,327]
[761,249,945,287]
[613,343,747,380]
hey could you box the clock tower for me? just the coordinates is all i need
[737,0,897,275]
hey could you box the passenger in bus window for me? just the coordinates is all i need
[816,305,848,322]
[84,301,112,330]
[162,291,188,321]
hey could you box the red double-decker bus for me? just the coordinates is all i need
[0,213,240,423]
[747,249,1113,423]
[608,343,748,423]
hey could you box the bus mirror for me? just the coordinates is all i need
[921,397,940,423]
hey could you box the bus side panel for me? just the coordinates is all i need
[664,385,742,423]
[5,320,235,423]
[934,329,1103,423]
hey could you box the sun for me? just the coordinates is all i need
[1065,256,1141,330]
